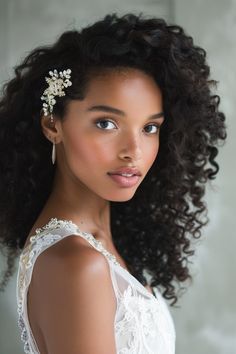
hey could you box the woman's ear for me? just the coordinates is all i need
[40,115,62,144]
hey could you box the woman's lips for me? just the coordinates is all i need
[107,173,140,187]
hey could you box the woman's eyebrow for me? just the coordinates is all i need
[87,105,164,120]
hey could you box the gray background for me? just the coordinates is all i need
[0,0,235,353]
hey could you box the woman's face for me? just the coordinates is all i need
[55,68,164,202]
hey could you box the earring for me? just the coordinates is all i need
[49,114,56,164]
[52,139,56,165]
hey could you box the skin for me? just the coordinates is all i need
[37,68,164,245]
[26,68,165,353]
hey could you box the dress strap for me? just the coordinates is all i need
[21,217,122,270]
[20,217,156,300]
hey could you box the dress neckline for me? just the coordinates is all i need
[27,217,157,300]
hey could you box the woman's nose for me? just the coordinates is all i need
[118,132,142,161]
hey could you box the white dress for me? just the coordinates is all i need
[16,218,176,354]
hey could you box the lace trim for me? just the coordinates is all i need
[28,217,122,268]
[17,300,31,354]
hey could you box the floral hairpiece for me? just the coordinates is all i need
[41,69,72,116]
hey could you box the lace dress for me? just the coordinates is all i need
[16,218,176,354]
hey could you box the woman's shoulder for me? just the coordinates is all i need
[23,215,119,294]
[27,232,117,354]
[32,232,110,280]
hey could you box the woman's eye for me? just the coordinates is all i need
[94,119,160,134]
[144,124,160,134]
[95,119,117,130]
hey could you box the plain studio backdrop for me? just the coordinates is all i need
[0,0,235,353]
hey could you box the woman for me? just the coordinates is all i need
[0,12,226,354]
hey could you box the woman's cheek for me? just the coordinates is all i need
[145,138,160,165]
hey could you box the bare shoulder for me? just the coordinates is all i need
[32,234,116,299]
[30,235,117,354]
[33,234,107,276]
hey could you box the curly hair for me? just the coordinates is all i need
[0,12,226,305]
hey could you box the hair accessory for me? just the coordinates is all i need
[41,69,72,118]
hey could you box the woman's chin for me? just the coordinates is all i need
[106,190,137,202]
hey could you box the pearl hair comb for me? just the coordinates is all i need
[41,69,72,117]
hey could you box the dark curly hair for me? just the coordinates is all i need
[0,12,226,305]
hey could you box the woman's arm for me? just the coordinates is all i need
[30,236,117,354]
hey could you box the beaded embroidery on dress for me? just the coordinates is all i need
[16,218,176,354]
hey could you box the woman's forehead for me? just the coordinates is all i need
[83,68,162,105]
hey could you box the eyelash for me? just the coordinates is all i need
[94,118,161,134]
